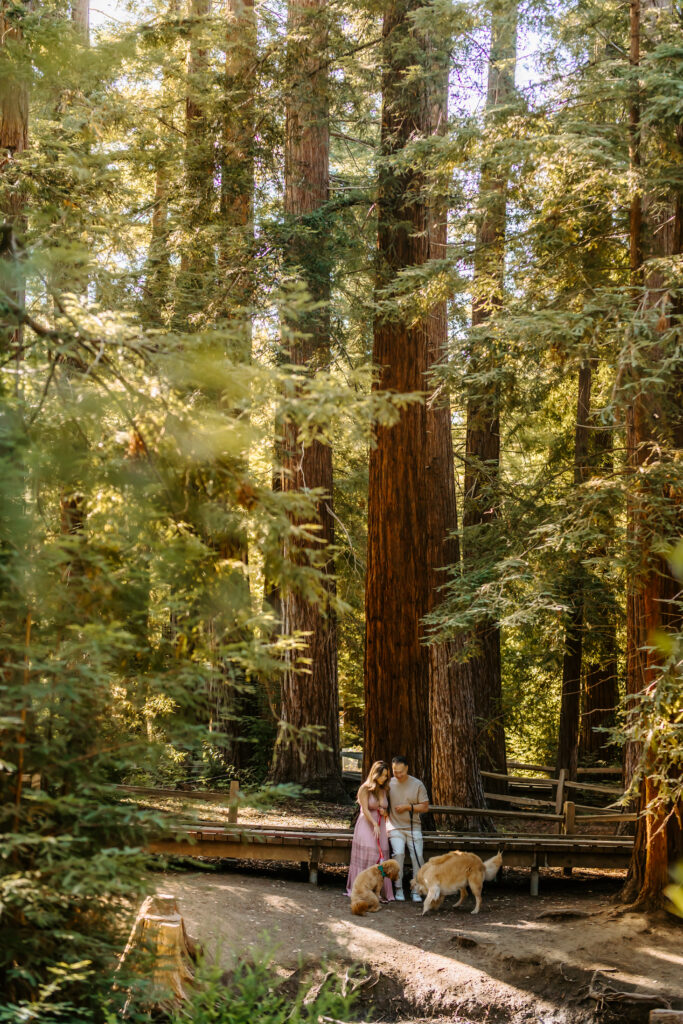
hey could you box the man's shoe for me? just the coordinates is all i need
[411,891,422,903]
[394,889,405,901]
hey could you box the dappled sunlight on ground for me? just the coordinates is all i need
[158,864,683,1022]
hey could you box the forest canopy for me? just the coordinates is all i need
[0,0,681,1017]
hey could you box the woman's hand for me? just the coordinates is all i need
[373,822,380,839]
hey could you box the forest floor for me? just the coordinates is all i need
[154,802,683,1024]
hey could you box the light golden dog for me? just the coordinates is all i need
[410,850,503,915]
[350,858,400,916]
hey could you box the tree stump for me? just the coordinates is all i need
[118,893,199,1013]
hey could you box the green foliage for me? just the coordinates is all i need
[172,951,357,1024]
[1,0,682,1009]
[665,862,683,918]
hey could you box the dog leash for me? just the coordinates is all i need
[409,803,424,868]
[375,810,384,864]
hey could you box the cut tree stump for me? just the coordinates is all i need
[649,1014,683,1022]
[118,892,200,1012]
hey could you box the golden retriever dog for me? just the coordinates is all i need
[410,850,503,915]
[350,859,400,916]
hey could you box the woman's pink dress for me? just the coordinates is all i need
[345,790,394,901]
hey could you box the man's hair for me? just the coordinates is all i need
[391,755,408,767]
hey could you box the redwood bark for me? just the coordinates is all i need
[463,0,517,782]
[579,658,618,760]
[142,162,170,324]
[271,0,343,799]
[213,0,259,773]
[71,0,89,41]
[579,424,619,763]
[221,0,255,339]
[363,0,433,789]
[425,27,490,825]
[621,0,683,907]
[556,361,592,779]
[175,0,215,327]
[1,3,29,354]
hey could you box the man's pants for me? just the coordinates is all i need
[388,828,423,891]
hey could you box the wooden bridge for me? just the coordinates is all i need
[123,752,635,895]
[148,822,633,895]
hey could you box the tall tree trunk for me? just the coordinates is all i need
[215,0,259,773]
[579,420,619,763]
[142,161,170,324]
[463,0,517,782]
[221,0,255,345]
[580,657,618,760]
[271,0,343,800]
[556,361,592,779]
[622,0,645,798]
[0,2,29,358]
[175,0,215,328]
[71,0,89,41]
[363,0,434,788]
[425,17,490,826]
[621,0,683,907]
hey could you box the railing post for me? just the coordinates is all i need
[554,768,566,834]
[563,800,576,836]
[228,779,239,824]
[530,856,540,896]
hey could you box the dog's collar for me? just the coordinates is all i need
[377,864,386,879]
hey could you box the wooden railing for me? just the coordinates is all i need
[116,755,635,837]
[340,751,635,834]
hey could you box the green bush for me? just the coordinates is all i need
[172,952,357,1024]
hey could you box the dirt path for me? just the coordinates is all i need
[159,863,683,1023]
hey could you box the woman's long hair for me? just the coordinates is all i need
[358,760,390,800]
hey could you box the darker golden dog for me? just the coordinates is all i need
[350,858,400,916]
[411,850,502,915]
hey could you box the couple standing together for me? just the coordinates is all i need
[346,755,429,903]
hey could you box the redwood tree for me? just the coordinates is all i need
[555,361,592,778]
[463,0,517,781]
[363,0,435,787]
[271,0,343,799]
[1,0,29,353]
[621,0,683,906]
[175,0,214,328]
[425,18,489,823]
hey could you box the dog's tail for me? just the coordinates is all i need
[484,851,503,881]
[350,898,372,916]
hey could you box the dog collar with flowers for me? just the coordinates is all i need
[377,864,386,878]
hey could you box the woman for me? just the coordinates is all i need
[345,760,394,902]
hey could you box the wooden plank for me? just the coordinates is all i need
[576,767,622,775]
[117,784,234,803]
[571,801,620,812]
[481,771,553,789]
[565,779,623,796]
[484,791,556,809]
[148,835,632,873]
[576,813,637,824]
[431,805,563,822]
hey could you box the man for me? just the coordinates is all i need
[387,754,429,902]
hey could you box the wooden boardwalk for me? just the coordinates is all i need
[149,823,633,894]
